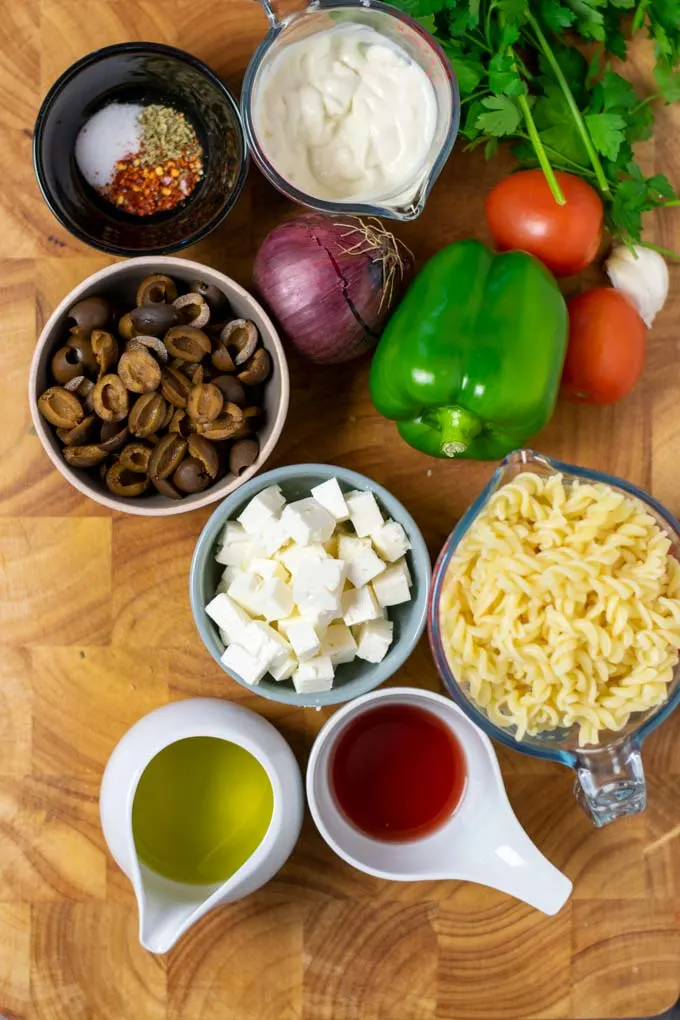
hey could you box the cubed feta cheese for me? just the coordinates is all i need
[371,563,411,607]
[280,619,321,661]
[257,578,294,621]
[250,558,290,582]
[216,578,229,595]
[370,520,411,563]
[227,572,264,617]
[269,655,297,682]
[258,518,289,557]
[311,478,350,521]
[346,489,384,538]
[237,485,285,536]
[221,565,240,588]
[205,592,252,644]
[241,620,292,668]
[321,622,358,664]
[355,618,394,663]
[300,608,337,636]
[292,655,335,694]
[215,538,260,568]
[220,643,268,686]
[293,559,345,615]
[281,498,335,545]
[218,520,248,547]
[346,542,383,591]
[342,585,381,626]
[392,557,413,587]
[277,542,328,575]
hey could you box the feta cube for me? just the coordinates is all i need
[227,572,264,617]
[355,618,394,663]
[281,498,335,545]
[215,538,259,568]
[342,542,385,591]
[269,655,297,682]
[342,585,381,627]
[237,485,285,536]
[300,608,337,636]
[293,559,345,615]
[321,622,358,664]
[205,592,252,644]
[258,518,289,557]
[392,557,413,587]
[370,520,411,563]
[250,558,290,582]
[216,577,229,595]
[221,565,240,588]
[372,563,411,607]
[220,643,268,686]
[277,542,328,575]
[218,520,248,547]
[311,478,350,521]
[257,578,294,621]
[242,620,292,668]
[292,655,335,694]
[346,489,384,538]
[280,619,321,661]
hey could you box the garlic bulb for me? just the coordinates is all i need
[605,245,669,328]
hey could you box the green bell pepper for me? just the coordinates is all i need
[369,239,568,460]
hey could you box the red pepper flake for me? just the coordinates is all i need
[106,152,203,216]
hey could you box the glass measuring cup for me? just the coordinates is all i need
[429,449,680,827]
[242,0,459,220]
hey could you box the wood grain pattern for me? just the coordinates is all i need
[0,1,678,1016]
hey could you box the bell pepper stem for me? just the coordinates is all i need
[422,406,483,457]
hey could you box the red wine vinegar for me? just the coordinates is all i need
[330,703,467,842]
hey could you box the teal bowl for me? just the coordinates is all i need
[190,464,431,707]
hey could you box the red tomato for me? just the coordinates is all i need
[486,170,603,277]
[561,289,646,404]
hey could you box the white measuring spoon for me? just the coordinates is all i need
[307,687,572,914]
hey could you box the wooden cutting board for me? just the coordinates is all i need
[1,1,679,1017]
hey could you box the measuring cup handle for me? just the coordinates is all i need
[574,738,646,827]
[254,0,307,28]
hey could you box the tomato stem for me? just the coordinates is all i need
[517,94,566,205]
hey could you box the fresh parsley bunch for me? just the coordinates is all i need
[395,0,680,250]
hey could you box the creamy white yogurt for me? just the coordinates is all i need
[253,23,437,203]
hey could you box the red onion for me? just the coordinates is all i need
[253,214,413,365]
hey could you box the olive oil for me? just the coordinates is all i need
[132,737,274,885]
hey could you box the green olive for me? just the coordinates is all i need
[66,331,99,376]
[106,461,149,498]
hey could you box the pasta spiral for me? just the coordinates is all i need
[439,472,680,746]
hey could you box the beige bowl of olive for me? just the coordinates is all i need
[29,257,289,515]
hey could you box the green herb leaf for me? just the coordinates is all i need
[441,40,485,94]
[488,52,525,95]
[585,111,627,160]
[475,95,522,135]
[594,67,638,110]
[647,174,677,201]
[654,64,680,103]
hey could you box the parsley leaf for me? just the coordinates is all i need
[475,96,522,135]
[585,112,627,160]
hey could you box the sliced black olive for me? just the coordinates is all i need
[67,296,110,334]
[130,303,179,337]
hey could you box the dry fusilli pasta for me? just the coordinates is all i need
[440,472,680,746]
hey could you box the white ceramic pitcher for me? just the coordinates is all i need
[100,698,304,954]
[307,687,572,914]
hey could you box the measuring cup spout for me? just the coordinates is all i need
[574,737,646,827]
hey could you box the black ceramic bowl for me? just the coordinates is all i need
[34,43,249,256]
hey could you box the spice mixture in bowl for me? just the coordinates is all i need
[34,43,248,256]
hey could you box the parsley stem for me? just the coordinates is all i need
[516,134,596,177]
[659,199,680,207]
[517,94,566,205]
[525,12,611,196]
[639,241,680,262]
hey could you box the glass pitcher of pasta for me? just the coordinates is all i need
[429,449,680,827]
